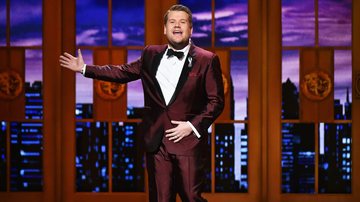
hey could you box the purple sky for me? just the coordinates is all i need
[25,50,42,84]
[282,0,315,46]
[334,50,352,104]
[319,0,352,46]
[282,0,351,46]
[76,50,93,104]
[126,50,144,108]
[231,51,248,120]
[180,0,212,46]
[76,0,144,46]
[215,0,248,46]
[10,0,42,46]
[0,0,5,46]
[181,0,248,47]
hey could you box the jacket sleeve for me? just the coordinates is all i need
[84,50,145,83]
[189,54,225,134]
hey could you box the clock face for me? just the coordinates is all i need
[0,70,23,100]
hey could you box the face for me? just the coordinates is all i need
[164,11,193,50]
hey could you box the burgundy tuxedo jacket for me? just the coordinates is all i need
[85,44,224,155]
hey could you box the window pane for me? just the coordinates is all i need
[0,121,6,191]
[76,122,108,192]
[282,0,315,46]
[334,50,352,120]
[10,122,43,191]
[215,123,248,192]
[282,50,299,119]
[319,0,351,46]
[231,51,248,120]
[215,0,248,47]
[112,0,144,46]
[127,50,144,119]
[76,0,108,46]
[25,50,43,119]
[76,50,93,119]
[10,0,42,46]
[0,0,5,46]
[180,0,212,47]
[282,123,315,193]
[112,122,144,192]
[319,123,351,193]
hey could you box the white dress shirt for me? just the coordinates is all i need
[155,44,201,138]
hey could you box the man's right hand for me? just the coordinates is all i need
[59,49,85,73]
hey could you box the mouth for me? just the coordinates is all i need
[173,30,183,36]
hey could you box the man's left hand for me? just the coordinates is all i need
[165,120,193,143]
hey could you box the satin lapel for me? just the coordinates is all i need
[150,48,167,105]
[168,45,197,105]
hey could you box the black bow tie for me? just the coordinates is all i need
[166,49,184,59]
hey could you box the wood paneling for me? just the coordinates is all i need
[43,0,62,202]
[214,49,231,120]
[299,48,334,122]
[93,49,127,121]
[0,48,25,120]
[352,0,360,201]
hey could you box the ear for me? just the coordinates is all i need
[164,25,167,35]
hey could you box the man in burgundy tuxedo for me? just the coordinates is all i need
[60,4,224,202]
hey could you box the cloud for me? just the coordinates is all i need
[76,29,100,45]
[198,25,212,32]
[220,37,239,43]
[192,33,208,38]
[192,12,212,21]
[227,25,248,33]
[112,32,127,41]
[215,10,235,19]
[11,38,42,46]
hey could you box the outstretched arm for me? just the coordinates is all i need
[59,49,84,73]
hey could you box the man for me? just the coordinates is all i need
[59,4,224,202]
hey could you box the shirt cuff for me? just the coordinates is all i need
[186,121,201,138]
[81,64,87,75]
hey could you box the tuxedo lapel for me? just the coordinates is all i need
[168,45,197,105]
[150,47,167,105]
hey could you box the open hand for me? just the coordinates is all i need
[59,49,84,73]
[165,120,193,143]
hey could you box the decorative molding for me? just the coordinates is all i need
[94,80,125,100]
[301,70,332,101]
[0,70,23,100]
[355,72,360,99]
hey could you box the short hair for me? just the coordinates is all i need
[164,4,193,27]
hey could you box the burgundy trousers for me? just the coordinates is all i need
[146,145,207,202]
